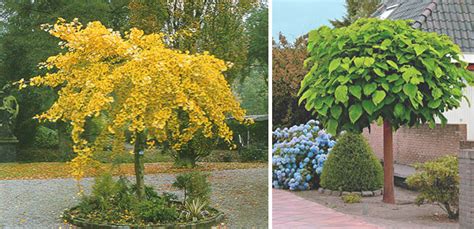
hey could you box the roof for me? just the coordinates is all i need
[372,0,474,53]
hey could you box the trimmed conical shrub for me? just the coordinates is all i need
[320,132,383,191]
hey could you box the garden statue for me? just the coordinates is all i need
[0,83,19,162]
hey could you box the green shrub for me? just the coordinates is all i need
[406,155,459,219]
[16,147,70,162]
[320,132,383,191]
[173,130,218,168]
[342,193,361,204]
[240,144,267,162]
[33,126,59,149]
[136,198,178,223]
[75,173,179,224]
[173,172,211,203]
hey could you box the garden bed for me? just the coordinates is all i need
[63,204,224,228]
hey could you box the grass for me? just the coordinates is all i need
[0,162,267,180]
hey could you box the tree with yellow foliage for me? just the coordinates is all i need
[20,18,247,200]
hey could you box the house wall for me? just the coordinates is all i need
[443,86,474,140]
[363,123,467,165]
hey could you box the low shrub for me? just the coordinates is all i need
[320,132,383,192]
[240,144,268,162]
[173,130,218,168]
[406,155,459,219]
[272,120,336,191]
[33,126,59,149]
[342,193,361,204]
[173,172,211,203]
[136,198,178,223]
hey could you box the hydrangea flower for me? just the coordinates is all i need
[272,120,336,191]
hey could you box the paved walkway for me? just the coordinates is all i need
[273,189,382,229]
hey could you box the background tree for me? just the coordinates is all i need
[330,0,380,28]
[23,19,247,199]
[0,0,130,157]
[299,19,473,203]
[128,0,262,82]
[272,34,312,127]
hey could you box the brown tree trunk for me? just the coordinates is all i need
[134,132,145,200]
[383,120,395,204]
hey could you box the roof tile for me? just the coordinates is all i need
[373,0,474,53]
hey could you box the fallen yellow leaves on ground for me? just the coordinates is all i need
[0,162,266,180]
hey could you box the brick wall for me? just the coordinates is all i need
[363,123,467,165]
[459,149,474,228]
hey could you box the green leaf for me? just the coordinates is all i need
[329,58,341,74]
[331,105,342,119]
[337,75,351,84]
[327,119,338,135]
[387,74,399,82]
[374,68,385,77]
[364,57,375,67]
[354,57,364,68]
[413,44,427,56]
[403,83,418,98]
[401,66,421,82]
[428,99,442,109]
[349,104,363,123]
[335,85,349,103]
[362,100,376,115]
[372,90,386,105]
[363,83,377,95]
[381,39,392,49]
[434,67,443,78]
[298,91,311,105]
[386,60,398,70]
[349,85,362,99]
[392,85,403,93]
[394,103,404,117]
[432,88,443,99]
[420,58,435,71]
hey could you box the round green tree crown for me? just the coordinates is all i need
[299,18,473,135]
[320,132,383,191]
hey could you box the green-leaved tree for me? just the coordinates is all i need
[299,18,473,203]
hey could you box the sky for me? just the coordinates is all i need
[272,0,346,41]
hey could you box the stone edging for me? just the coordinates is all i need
[317,187,383,197]
[63,206,225,229]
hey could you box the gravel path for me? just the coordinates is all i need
[0,168,268,228]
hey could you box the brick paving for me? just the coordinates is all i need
[273,189,383,229]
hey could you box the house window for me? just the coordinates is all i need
[379,4,399,19]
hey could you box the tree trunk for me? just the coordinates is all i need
[383,120,395,204]
[134,132,146,200]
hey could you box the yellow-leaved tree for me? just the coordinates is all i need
[21,18,247,200]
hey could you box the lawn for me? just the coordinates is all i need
[0,162,267,180]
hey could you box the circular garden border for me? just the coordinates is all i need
[63,206,225,229]
[318,188,383,197]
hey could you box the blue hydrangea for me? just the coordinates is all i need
[272,120,336,191]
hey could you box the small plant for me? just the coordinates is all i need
[406,155,459,219]
[342,193,361,204]
[173,172,211,203]
[182,198,209,221]
[320,132,383,192]
[136,198,178,223]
